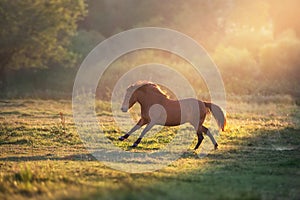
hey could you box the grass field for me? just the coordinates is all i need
[0,97,299,200]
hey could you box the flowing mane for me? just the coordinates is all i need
[128,81,169,98]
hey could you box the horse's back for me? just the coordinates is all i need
[176,98,206,124]
[148,97,207,127]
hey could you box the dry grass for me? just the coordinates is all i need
[0,97,299,199]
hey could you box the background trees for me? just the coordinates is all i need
[1,0,299,99]
[0,0,86,89]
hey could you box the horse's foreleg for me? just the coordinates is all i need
[132,123,154,147]
[202,126,218,150]
[119,119,146,141]
[118,124,141,141]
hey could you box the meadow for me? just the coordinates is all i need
[0,97,299,200]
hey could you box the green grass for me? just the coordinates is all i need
[0,98,299,200]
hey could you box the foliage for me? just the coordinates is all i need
[213,45,259,78]
[70,30,105,60]
[1,0,300,99]
[78,0,230,51]
[259,30,300,81]
[0,0,86,72]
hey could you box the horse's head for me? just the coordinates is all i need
[121,86,138,112]
[121,81,167,112]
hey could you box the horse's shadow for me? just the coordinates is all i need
[0,153,97,162]
[0,148,199,163]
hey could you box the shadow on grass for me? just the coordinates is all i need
[1,127,299,200]
[75,126,300,200]
[0,153,97,162]
[0,139,31,145]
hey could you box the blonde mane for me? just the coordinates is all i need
[128,81,169,98]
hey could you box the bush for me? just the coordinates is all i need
[212,45,260,94]
[70,30,106,59]
[213,45,259,77]
[259,30,300,81]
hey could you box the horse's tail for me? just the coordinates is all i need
[204,102,226,131]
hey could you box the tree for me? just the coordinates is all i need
[79,0,230,50]
[0,0,86,89]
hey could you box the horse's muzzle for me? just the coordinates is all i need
[121,107,128,112]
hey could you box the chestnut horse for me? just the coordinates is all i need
[119,81,226,150]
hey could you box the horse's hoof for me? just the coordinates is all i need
[214,143,218,150]
[119,134,130,141]
[131,143,138,148]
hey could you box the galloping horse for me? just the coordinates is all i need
[118,81,226,150]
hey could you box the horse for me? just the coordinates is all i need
[118,81,226,150]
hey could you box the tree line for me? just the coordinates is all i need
[0,0,299,99]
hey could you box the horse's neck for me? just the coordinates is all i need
[137,92,168,106]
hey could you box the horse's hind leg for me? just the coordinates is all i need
[194,131,204,150]
[119,119,146,141]
[191,122,204,150]
[202,126,218,150]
